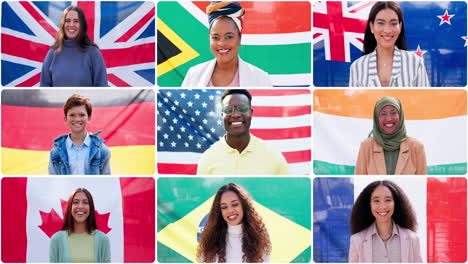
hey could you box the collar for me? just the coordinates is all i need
[227,223,243,235]
[221,134,257,153]
[64,39,78,48]
[369,221,399,239]
[203,56,246,86]
[66,132,91,149]
[368,47,402,87]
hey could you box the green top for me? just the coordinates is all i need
[68,232,95,263]
[384,149,400,175]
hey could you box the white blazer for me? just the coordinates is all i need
[181,57,273,87]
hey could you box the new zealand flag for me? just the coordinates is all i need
[1,1,155,87]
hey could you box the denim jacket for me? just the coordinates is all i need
[48,132,111,175]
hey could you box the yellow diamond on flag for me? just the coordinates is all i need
[157,18,199,77]
[157,196,311,263]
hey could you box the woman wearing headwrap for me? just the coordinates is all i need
[354,96,427,175]
[182,1,272,87]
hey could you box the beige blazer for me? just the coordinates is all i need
[354,137,427,175]
[349,223,423,263]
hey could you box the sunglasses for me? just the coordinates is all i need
[222,104,251,115]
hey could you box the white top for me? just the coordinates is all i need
[226,224,244,263]
[181,57,273,87]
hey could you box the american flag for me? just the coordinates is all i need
[1,1,155,87]
[157,89,311,175]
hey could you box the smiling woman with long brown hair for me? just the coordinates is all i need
[49,188,110,262]
[40,6,107,87]
[197,183,271,263]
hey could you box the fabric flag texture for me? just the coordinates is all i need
[313,1,467,86]
[2,1,155,87]
[2,89,155,175]
[158,177,311,263]
[313,89,467,175]
[313,177,467,263]
[157,89,311,175]
[157,1,311,87]
[2,177,155,263]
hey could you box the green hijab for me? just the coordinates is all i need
[372,96,407,151]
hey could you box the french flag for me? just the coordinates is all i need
[2,177,154,263]
[314,177,466,263]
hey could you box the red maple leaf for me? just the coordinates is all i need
[39,199,112,238]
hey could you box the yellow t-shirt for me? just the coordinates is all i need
[196,135,290,175]
[68,232,95,263]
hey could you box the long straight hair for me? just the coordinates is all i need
[52,6,98,53]
[363,1,407,55]
[62,188,97,234]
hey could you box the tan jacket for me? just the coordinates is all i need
[354,137,427,175]
[349,223,423,263]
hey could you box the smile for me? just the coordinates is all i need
[218,49,230,55]
[381,35,393,41]
[228,214,238,220]
[385,124,394,127]
[377,212,389,216]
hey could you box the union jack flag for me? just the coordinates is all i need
[1,1,155,87]
[314,1,467,87]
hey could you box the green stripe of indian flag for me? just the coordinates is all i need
[314,112,467,169]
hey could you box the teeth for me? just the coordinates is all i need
[385,124,394,127]
[232,122,242,125]
[378,212,388,216]
[218,49,229,54]
[228,215,237,220]
[77,212,85,215]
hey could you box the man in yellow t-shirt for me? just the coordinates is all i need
[196,89,289,175]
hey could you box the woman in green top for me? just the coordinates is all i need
[49,188,111,263]
[354,96,427,175]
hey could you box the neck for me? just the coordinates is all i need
[70,131,87,146]
[376,45,395,58]
[74,222,87,234]
[225,133,250,153]
[216,56,239,72]
[375,220,393,238]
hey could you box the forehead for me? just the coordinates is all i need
[67,105,87,114]
[210,17,239,34]
[73,191,88,200]
[371,185,393,198]
[220,191,240,203]
[380,105,398,113]
[65,10,79,20]
[375,8,399,20]
[222,93,249,106]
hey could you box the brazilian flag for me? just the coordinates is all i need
[158,177,311,262]
[157,1,311,87]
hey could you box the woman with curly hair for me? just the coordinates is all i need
[197,183,271,263]
[349,180,422,263]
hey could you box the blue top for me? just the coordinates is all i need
[65,133,91,175]
[40,39,108,87]
[49,230,111,263]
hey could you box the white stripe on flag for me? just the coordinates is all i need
[253,93,310,106]
[353,177,427,262]
[314,112,467,166]
[252,115,311,129]
[26,178,124,263]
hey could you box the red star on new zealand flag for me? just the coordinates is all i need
[462,36,468,47]
[414,45,427,58]
[437,10,455,25]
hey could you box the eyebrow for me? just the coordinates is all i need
[375,18,399,22]
[371,195,393,199]
[220,199,239,205]
[211,32,236,36]
[73,198,89,202]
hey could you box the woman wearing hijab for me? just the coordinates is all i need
[354,96,427,175]
[40,6,107,87]
[182,1,272,87]
[349,1,429,87]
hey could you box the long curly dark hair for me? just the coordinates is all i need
[350,180,417,235]
[197,183,271,262]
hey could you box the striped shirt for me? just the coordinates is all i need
[349,47,430,87]
[371,222,401,263]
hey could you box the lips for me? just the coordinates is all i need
[381,35,393,41]
[230,121,244,128]
[217,49,230,55]
[228,214,238,221]
[377,212,389,216]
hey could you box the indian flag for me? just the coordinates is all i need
[1,177,155,263]
[313,89,467,175]
[314,177,467,263]
[157,1,311,87]
[157,177,311,263]
[1,89,155,175]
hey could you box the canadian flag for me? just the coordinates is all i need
[2,177,154,263]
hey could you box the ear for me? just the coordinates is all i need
[370,22,374,34]
[64,116,67,123]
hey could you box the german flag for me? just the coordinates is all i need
[157,177,311,263]
[157,1,311,87]
[2,89,155,175]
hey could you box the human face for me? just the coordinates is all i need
[370,185,395,223]
[71,191,90,224]
[65,105,90,135]
[220,191,244,226]
[210,17,241,65]
[370,8,401,50]
[378,105,400,134]
[222,94,252,137]
[64,10,80,39]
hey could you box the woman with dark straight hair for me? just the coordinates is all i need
[197,183,271,262]
[349,180,422,262]
[349,1,429,87]
[49,188,110,262]
[40,6,107,87]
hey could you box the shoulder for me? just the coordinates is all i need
[360,137,375,148]
[397,225,419,240]
[51,230,67,241]
[201,139,224,156]
[53,134,68,145]
[252,136,279,153]
[94,230,110,241]
[350,224,372,243]
[350,53,371,69]
[187,59,215,74]
[404,136,425,149]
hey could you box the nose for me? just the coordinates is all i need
[231,108,241,117]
